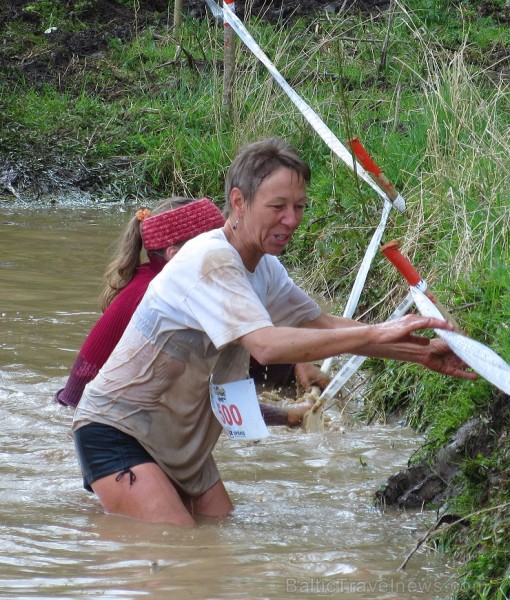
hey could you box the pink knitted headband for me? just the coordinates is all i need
[141,198,225,251]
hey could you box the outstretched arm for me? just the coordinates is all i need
[239,313,476,380]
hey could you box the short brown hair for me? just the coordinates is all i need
[224,137,311,217]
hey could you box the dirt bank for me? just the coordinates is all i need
[376,391,510,510]
[0,0,391,88]
[0,0,391,202]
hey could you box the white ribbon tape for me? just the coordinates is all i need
[320,199,393,375]
[321,291,415,406]
[392,194,406,213]
[342,199,392,319]
[410,287,510,395]
[204,0,222,18]
[206,0,399,204]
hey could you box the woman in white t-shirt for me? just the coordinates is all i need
[73,137,475,526]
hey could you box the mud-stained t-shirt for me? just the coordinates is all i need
[73,229,321,496]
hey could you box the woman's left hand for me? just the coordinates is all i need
[420,338,477,380]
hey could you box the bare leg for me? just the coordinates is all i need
[91,462,195,526]
[189,479,234,518]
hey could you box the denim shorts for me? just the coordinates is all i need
[73,422,155,491]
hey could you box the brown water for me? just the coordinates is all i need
[0,204,458,599]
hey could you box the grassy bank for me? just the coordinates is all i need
[1,0,510,596]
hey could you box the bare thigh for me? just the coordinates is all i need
[91,462,195,526]
[187,479,234,518]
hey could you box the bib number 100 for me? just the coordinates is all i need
[218,403,242,426]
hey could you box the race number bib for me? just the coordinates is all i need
[210,378,270,440]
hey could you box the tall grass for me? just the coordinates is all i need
[361,2,510,411]
[359,13,510,596]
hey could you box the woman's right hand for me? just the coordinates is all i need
[370,314,476,380]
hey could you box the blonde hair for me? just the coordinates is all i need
[98,197,193,311]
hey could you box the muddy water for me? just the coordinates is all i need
[0,205,458,599]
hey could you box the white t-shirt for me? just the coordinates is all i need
[73,229,321,495]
